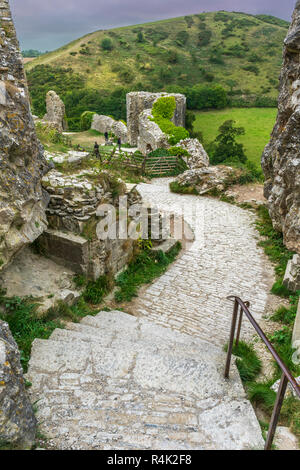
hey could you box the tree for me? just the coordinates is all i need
[210,120,247,165]
[101,38,113,51]
[137,31,145,43]
[185,111,196,133]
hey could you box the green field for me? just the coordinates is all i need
[194,107,277,166]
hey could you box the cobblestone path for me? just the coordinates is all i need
[135,178,271,346]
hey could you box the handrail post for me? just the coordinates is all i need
[265,373,288,450]
[225,299,239,379]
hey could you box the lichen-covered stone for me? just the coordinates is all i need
[137,109,169,154]
[43,90,67,132]
[127,91,186,146]
[0,0,49,271]
[177,138,209,169]
[175,166,239,195]
[261,2,300,255]
[0,320,36,448]
[283,254,300,292]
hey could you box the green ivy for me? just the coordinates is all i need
[151,96,189,145]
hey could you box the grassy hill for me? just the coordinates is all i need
[26,11,288,97]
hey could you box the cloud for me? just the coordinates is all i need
[9,0,295,50]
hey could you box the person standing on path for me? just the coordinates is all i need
[104,131,109,145]
[94,141,101,161]
[117,137,122,152]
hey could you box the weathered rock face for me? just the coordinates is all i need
[283,254,300,292]
[91,114,115,134]
[174,166,239,195]
[137,109,169,154]
[43,90,67,132]
[261,3,300,254]
[177,138,209,169]
[91,114,128,143]
[0,320,36,448]
[127,91,186,146]
[0,0,49,271]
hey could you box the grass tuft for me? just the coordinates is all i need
[115,242,182,302]
[225,340,262,383]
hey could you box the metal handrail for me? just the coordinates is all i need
[225,295,300,451]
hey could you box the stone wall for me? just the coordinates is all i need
[0,320,36,448]
[0,0,49,271]
[127,91,186,146]
[40,169,142,279]
[261,2,300,254]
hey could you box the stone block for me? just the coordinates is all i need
[283,254,300,292]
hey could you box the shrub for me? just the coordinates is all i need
[101,38,113,51]
[243,65,259,75]
[166,50,179,64]
[176,31,189,47]
[152,96,176,120]
[151,96,190,145]
[168,146,190,157]
[184,15,194,28]
[148,148,170,158]
[137,31,145,43]
[80,111,95,131]
[198,29,212,47]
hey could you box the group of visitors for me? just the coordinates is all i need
[93,131,122,160]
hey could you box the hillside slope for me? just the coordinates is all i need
[25,11,288,98]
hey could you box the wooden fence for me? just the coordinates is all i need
[97,148,187,177]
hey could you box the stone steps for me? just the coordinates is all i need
[27,310,264,450]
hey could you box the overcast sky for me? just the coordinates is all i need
[10,0,296,51]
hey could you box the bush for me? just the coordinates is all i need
[80,111,95,131]
[152,96,176,120]
[151,96,190,145]
[35,121,65,144]
[198,29,212,47]
[101,38,113,51]
[168,146,190,157]
[176,31,189,46]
